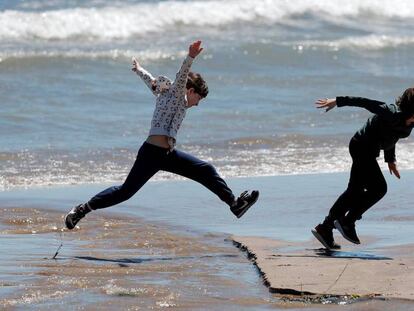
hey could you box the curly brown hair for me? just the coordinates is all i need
[396,87,414,116]
[186,72,209,98]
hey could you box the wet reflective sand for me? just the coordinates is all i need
[1,206,413,311]
[0,206,282,310]
[1,173,414,310]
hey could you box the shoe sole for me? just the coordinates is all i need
[311,229,340,250]
[236,191,259,219]
[334,220,360,245]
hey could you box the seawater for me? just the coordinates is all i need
[1,0,414,190]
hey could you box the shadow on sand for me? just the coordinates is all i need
[56,253,239,266]
[271,249,392,260]
[313,248,393,260]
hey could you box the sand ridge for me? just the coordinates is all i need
[232,236,414,300]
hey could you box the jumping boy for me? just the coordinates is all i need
[312,88,414,249]
[64,40,259,229]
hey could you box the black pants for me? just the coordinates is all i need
[323,138,387,228]
[88,142,235,210]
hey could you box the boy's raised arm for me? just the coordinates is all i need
[172,40,203,93]
[131,57,158,96]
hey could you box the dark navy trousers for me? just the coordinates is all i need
[88,142,235,210]
[324,138,387,228]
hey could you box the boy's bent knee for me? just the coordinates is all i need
[200,162,218,176]
[118,184,138,201]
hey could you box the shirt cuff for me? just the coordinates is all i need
[336,96,347,107]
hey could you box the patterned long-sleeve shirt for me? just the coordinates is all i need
[135,55,194,149]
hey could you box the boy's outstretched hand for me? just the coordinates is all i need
[189,40,203,58]
[388,162,401,179]
[315,98,337,112]
[131,57,140,72]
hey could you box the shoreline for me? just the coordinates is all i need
[1,172,414,309]
[3,168,414,192]
[0,206,274,309]
[3,171,414,245]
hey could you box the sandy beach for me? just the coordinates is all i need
[3,1,414,308]
[232,236,414,300]
[1,173,414,310]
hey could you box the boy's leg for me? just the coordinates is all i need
[87,161,158,210]
[65,143,160,229]
[311,163,361,249]
[333,157,385,244]
[344,159,387,223]
[322,159,365,229]
[162,149,259,217]
[313,149,364,249]
[329,158,365,245]
[162,149,235,205]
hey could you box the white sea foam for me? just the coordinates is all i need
[293,34,414,51]
[0,48,184,61]
[2,33,414,62]
[1,0,414,41]
[2,141,414,191]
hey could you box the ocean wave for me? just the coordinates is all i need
[2,33,414,62]
[0,48,185,62]
[1,0,414,41]
[293,34,414,51]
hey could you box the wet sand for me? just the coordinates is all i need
[1,172,414,310]
[2,206,414,311]
[0,206,280,310]
[232,236,414,301]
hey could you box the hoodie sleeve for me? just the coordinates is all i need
[336,96,394,120]
[384,145,396,163]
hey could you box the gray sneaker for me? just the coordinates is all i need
[64,203,91,230]
[334,219,360,244]
[311,224,341,250]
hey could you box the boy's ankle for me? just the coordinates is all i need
[322,216,335,231]
[84,202,93,212]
